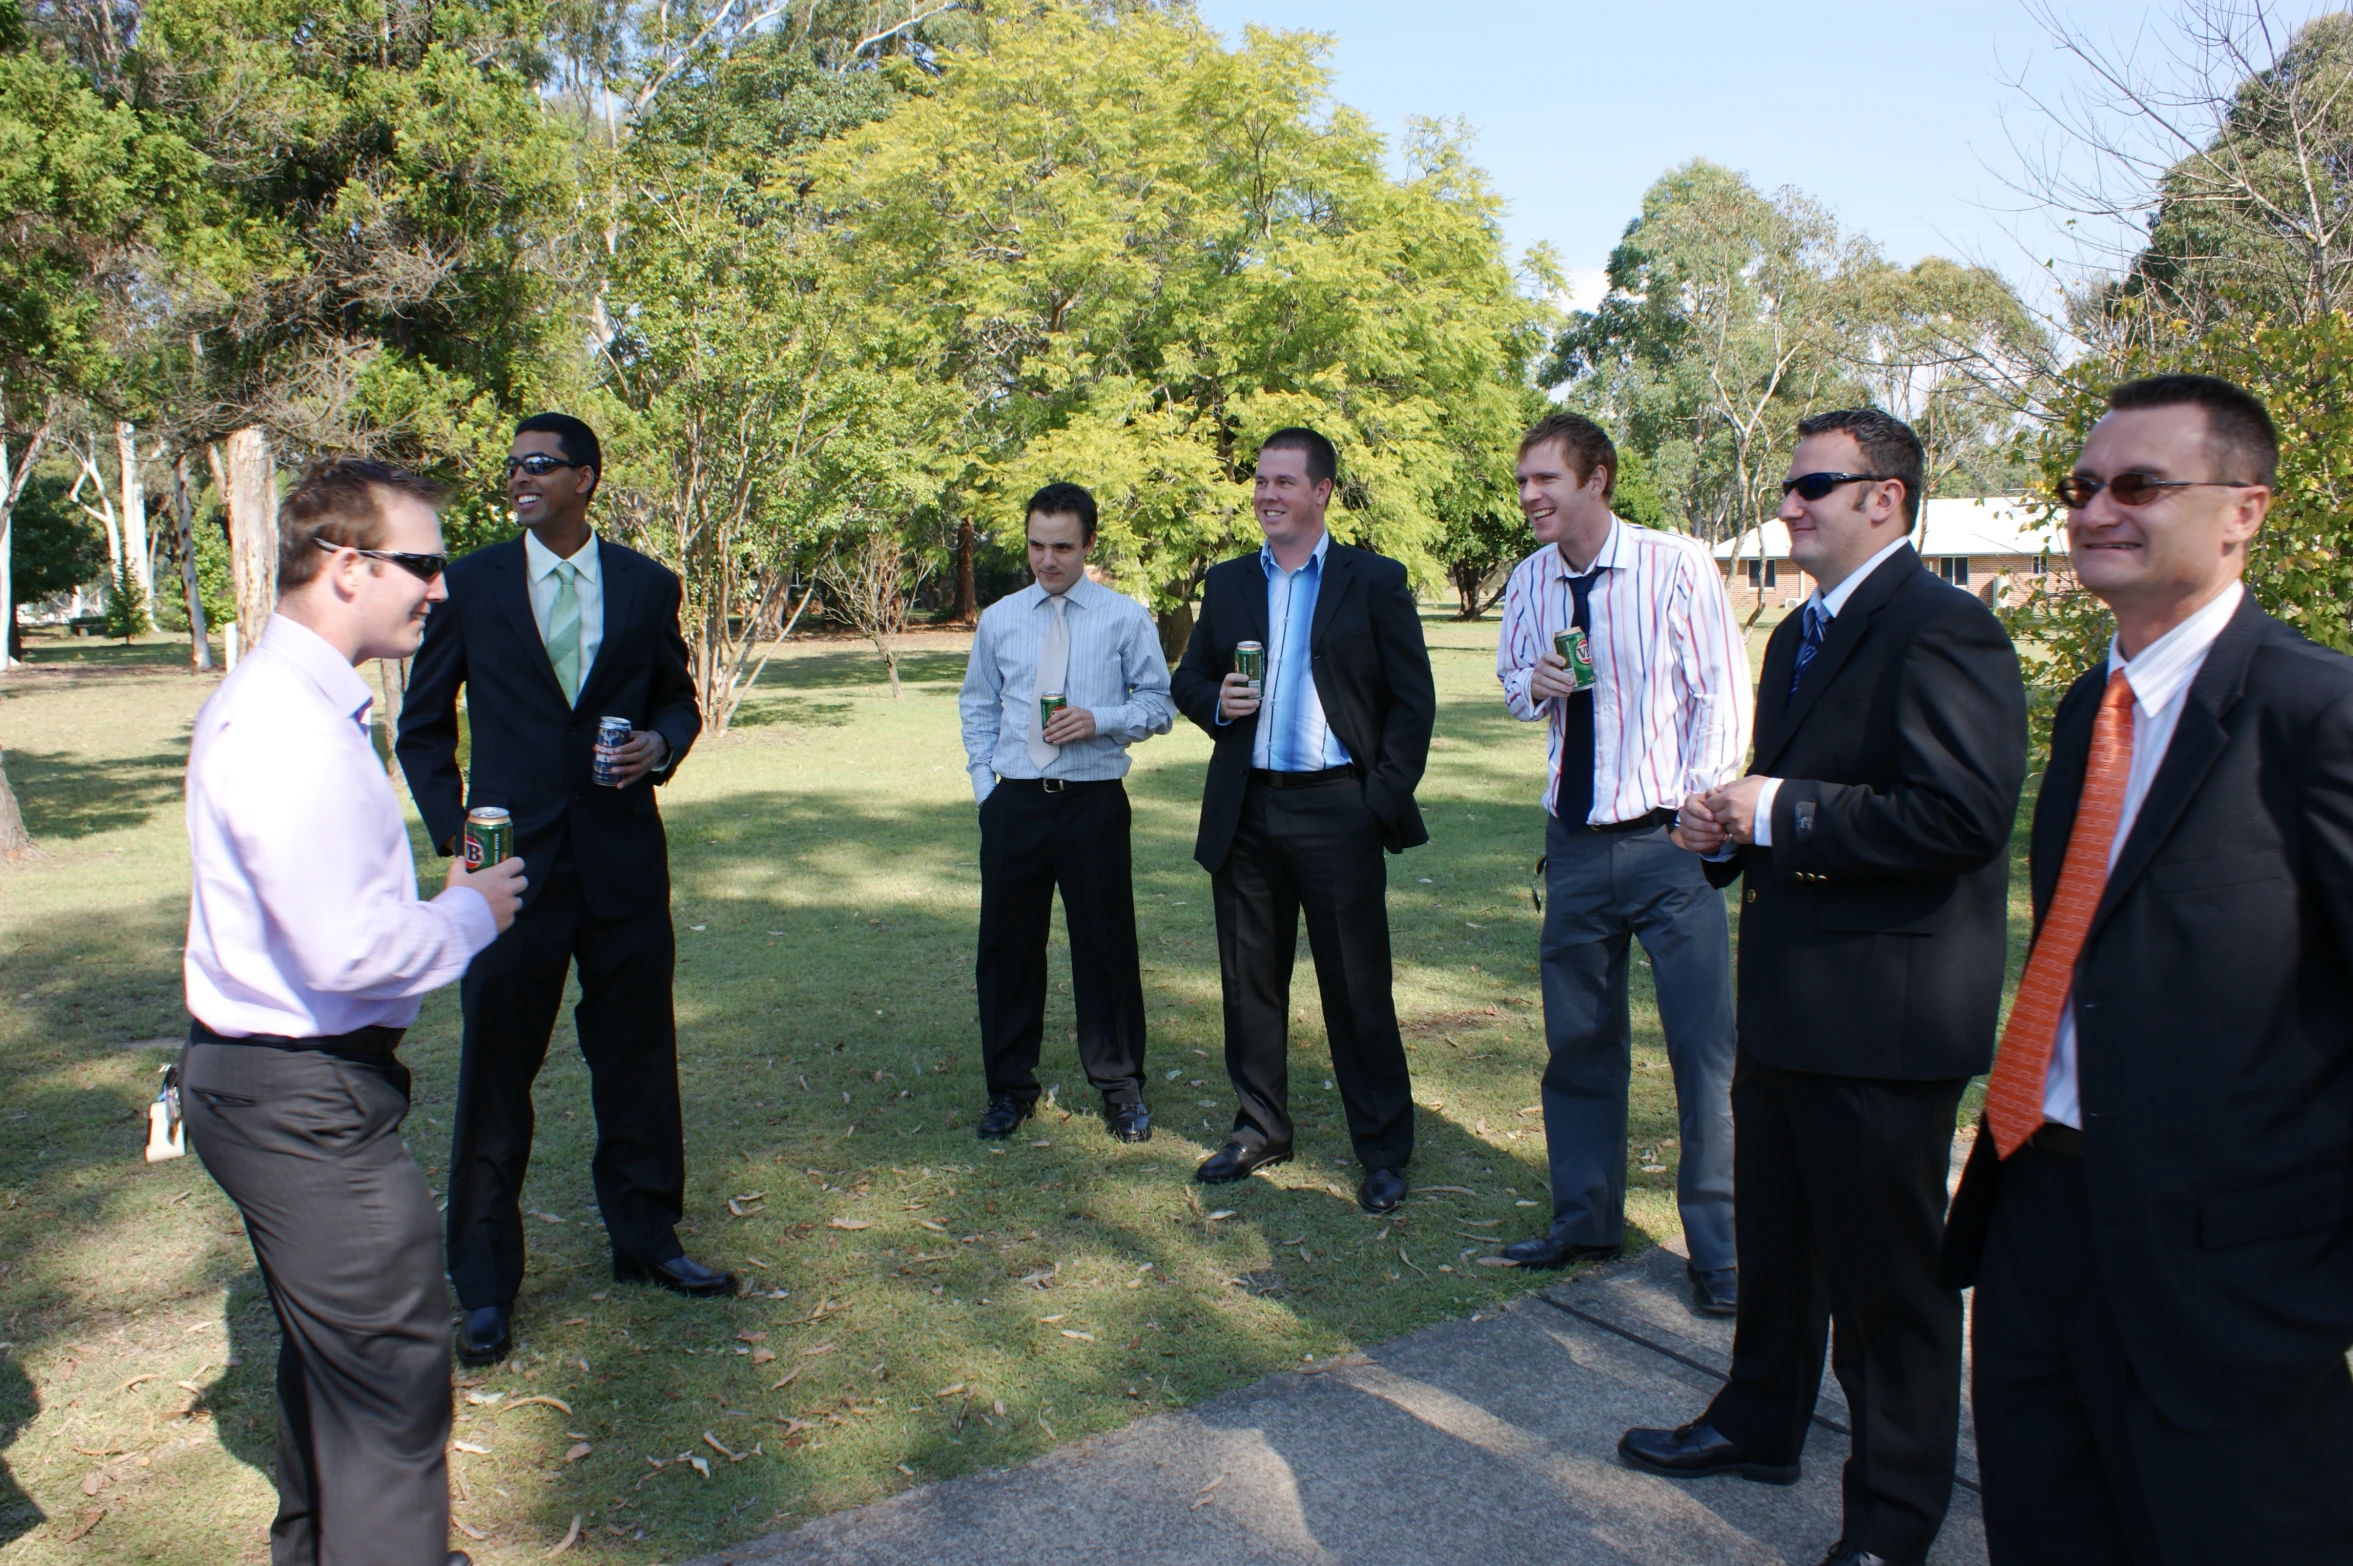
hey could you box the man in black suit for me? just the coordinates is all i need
[398,413,734,1369]
[1170,426,1435,1214]
[1942,375,2353,1564]
[1620,409,2027,1566]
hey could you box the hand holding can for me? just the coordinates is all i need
[1553,627,1597,692]
[1234,640,1265,692]
[592,715,633,787]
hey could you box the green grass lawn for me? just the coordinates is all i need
[0,609,2028,1564]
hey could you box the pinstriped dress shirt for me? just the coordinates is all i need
[958,576,1175,802]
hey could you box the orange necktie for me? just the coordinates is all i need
[1983,670,2136,1158]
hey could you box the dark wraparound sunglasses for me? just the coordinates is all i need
[1781,471,1896,500]
[2054,473,2260,508]
[504,453,586,477]
[313,536,447,582]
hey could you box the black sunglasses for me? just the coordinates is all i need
[1781,471,1895,501]
[504,453,586,478]
[2053,473,2259,509]
[313,536,448,582]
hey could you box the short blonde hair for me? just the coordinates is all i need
[276,458,447,594]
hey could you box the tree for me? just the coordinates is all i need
[5,471,107,658]
[102,548,146,640]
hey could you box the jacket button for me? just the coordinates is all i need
[1744,886,1757,905]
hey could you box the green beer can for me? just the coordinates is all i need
[1234,640,1265,689]
[1554,627,1597,691]
[1039,690,1068,729]
[464,806,513,870]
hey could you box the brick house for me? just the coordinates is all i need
[1713,496,2065,612]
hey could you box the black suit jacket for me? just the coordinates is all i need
[1942,594,2353,1430]
[1170,541,1436,873]
[1709,545,2028,1080]
[395,536,701,919]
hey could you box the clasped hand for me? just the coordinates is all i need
[1669,775,1769,854]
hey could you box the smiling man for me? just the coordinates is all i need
[1622,408,2027,1566]
[1493,411,1749,1313]
[957,482,1173,1144]
[1169,426,1435,1213]
[1942,375,2353,1564]
[183,459,525,1566]
[397,413,725,1373]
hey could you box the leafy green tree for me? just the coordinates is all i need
[102,548,146,640]
[4,471,106,657]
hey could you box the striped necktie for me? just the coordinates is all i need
[547,558,583,706]
[1982,670,2136,1157]
[1789,601,1827,696]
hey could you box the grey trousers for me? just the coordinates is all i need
[1537,810,1736,1271]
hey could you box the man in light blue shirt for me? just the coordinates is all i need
[958,483,1174,1145]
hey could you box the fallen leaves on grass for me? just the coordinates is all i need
[827,1217,870,1231]
[547,1514,581,1556]
[934,1382,967,1398]
[498,1395,574,1417]
[1058,1330,1095,1342]
[453,1439,492,1456]
[1417,1185,1478,1196]
[728,1194,767,1217]
[64,1510,106,1542]
[1191,1474,1226,1507]
[749,1347,777,1365]
[564,1442,592,1463]
[117,1374,155,1393]
[451,1516,488,1541]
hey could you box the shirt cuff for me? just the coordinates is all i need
[970,767,995,804]
[434,882,502,954]
[1752,778,1783,848]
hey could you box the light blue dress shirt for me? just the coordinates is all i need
[1250,531,1353,771]
[958,576,1175,801]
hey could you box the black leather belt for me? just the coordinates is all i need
[190,1018,406,1053]
[1586,807,1677,834]
[1249,764,1360,789]
[2026,1122,2084,1158]
[994,776,1121,795]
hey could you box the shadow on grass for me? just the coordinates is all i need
[4,746,189,841]
[14,633,216,672]
[0,1354,41,1548]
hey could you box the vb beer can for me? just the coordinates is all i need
[1039,691,1068,729]
[1234,640,1265,689]
[1554,627,1597,691]
[463,807,513,871]
[592,715,632,787]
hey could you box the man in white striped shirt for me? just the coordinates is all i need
[958,482,1175,1145]
[1493,412,1752,1316]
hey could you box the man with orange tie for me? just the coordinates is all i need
[1942,375,2353,1563]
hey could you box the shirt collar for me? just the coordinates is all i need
[1028,575,1098,612]
[2108,579,2244,716]
[1812,533,1912,619]
[1260,528,1331,578]
[524,528,600,583]
[1543,515,1628,580]
[258,612,375,730]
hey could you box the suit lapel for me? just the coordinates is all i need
[492,540,571,708]
[576,539,634,710]
[1234,551,1270,647]
[2086,596,2265,939]
[1308,541,1355,648]
[1753,547,1922,773]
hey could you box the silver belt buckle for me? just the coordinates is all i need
[1041,778,1066,794]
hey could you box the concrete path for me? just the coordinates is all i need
[688,1239,1987,1566]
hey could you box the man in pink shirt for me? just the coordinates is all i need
[182,459,524,1566]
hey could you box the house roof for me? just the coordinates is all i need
[1711,496,2067,562]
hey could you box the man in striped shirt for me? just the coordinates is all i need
[1493,411,1752,1317]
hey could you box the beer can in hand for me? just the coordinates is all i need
[1234,640,1265,690]
[1554,627,1597,691]
[1039,691,1068,730]
[464,806,513,871]
[592,715,632,787]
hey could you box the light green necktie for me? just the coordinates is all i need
[547,558,583,705]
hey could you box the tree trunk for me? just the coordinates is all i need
[951,516,977,626]
[171,452,213,671]
[116,422,152,605]
[884,643,901,699]
[224,428,278,648]
[0,751,36,861]
[1155,601,1194,668]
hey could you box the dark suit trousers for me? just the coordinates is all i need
[975,779,1148,1105]
[183,1037,450,1566]
[1210,775,1414,1168]
[1704,1057,1967,1563]
[446,850,684,1308]
[1974,1145,2353,1565]
[1538,811,1736,1270]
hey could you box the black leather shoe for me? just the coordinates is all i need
[614,1254,738,1298]
[1818,1545,1906,1566]
[1618,1418,1799,1484]
[447,1554,475,1566]
[1194,1139,1292,1183]
[1689,1264,1738,1318]
[1500,1231,1622,1270]
[456,1305,511,1368]
[977,1093,1035,1140]
[1107,1101,1152,1143]
[1358,1166,1406,1214]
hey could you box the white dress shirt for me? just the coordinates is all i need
[525,529,604,677]
[185,614,499,1037]
[959,576,1175,801]
[2040,580,2245,1127]
[1497,516,1752,821]
[1752,532,1916,846]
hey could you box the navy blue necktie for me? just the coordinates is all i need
[1789,602,1827,697]
[1552,567,1602,825]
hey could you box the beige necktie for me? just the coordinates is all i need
[1026,593,1071,770]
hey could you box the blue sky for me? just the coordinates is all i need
[1189,1,2309,310]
